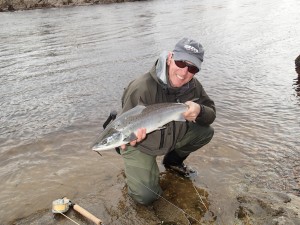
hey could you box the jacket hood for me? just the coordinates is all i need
[155,50,169,86]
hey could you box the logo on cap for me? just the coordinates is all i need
[184,44,199,53]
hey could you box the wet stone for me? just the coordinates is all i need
[153,171,215,225]
[235,187,300,225]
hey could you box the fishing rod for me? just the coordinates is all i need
[102,110,117,129]
[100,110,121,155]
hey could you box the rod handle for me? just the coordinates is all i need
[73,204,102,225]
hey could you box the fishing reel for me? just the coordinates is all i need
[52,197,70,213]
[52,197,103,225]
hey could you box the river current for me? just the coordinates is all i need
[0,0,299,224]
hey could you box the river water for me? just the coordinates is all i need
[0,0,299,224]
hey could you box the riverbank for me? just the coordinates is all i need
[11,167,300,225]
[0,0,144,12]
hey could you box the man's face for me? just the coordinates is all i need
[167,53,198,88]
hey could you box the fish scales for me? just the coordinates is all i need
[92,103,188,151]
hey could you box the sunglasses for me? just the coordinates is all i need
[174,60,199,74]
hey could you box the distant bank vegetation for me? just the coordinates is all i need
[0,0,144,12]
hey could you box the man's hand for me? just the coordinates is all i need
[183,101,201,122]
[120,128,147,150]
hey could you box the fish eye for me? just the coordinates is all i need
[101,136,113,146]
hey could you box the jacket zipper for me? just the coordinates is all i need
[171,121,176,150]
[159,129,165,149]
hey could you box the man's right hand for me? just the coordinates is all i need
[120,128,147,150]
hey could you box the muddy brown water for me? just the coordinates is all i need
[0,0,299,224]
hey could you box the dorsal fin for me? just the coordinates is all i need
[118,105,146,120]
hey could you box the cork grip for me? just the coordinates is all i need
[73,204,102,225]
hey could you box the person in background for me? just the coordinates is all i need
[119,38,216,205]
[295,55,300,77]
[294,55,300,95]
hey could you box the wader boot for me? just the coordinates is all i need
[163,150,196,178]
[163,123,214,177]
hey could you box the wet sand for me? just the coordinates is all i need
[9,140,300,224]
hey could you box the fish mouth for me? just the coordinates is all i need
[92,146,98,151]
[92,146,105,151]
[92,144,114,151]
[91,142,104,151]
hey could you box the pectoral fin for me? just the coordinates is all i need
[123,132,138,142]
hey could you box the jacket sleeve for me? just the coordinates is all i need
[121,76,151,114]
[195,81,216,125]
[121,86,139,113]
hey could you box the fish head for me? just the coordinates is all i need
[92,128,124,151]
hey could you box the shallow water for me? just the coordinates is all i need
[0,0,300,224]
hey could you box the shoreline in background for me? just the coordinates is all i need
[0,0,144,12]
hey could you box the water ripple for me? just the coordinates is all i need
[0,0,300,223]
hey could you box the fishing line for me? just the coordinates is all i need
[192,178,225,225]
[53,210,81,225]
[192,183,208,211]
[96,152,203,224]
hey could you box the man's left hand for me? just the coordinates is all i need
[183,101,201,122]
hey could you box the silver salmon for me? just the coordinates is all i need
[92,103,188,151]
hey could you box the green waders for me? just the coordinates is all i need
[120,122,214,205]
